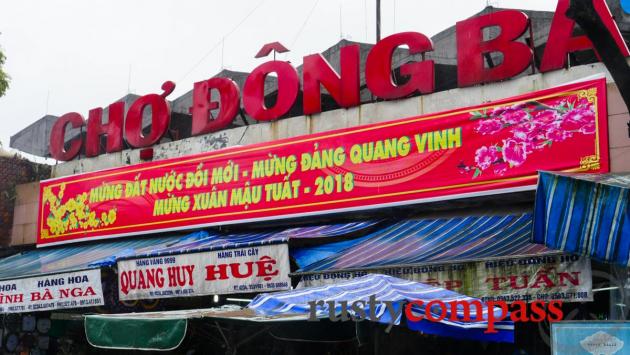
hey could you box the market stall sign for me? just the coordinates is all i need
[0,269,104,313]
[298,255,593,303]
[48,0,628,161]
[38,78,608,246]
[117,244,290,300]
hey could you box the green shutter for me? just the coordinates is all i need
[85,315,187,351]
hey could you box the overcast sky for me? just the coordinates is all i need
[0,0,557,154]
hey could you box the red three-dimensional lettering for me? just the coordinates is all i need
[302,45,360,114]
[190,77,241,135]
[85,102,124,157]
[366,32,435,99]
[49,112,85,161]
[456,10,533,87]
[125,82,175,148]
[243,61,299,121]
[540,0,630,72]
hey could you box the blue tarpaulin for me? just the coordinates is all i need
[295,214,552,272]
[0,221,378,280]
[532,171,630,266]
[248,274,514,342]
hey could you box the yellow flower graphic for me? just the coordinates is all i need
[43,186,117,237]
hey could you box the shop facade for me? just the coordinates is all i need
[4,1,630,354]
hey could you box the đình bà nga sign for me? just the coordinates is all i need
[0,269,104,313]
[298,255,593,303]
[117,244,290,300]
[38,79,609,246]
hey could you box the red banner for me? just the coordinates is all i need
[38,79,609,246]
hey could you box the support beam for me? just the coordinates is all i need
[376,0,381,41]
[567,0,630,137]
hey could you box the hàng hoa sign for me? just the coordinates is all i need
[0,269,104,313]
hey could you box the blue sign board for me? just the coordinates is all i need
[552,322,630,355]
[622,0,630,14]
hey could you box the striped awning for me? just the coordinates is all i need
[296,214,553,273]
[125,221,379,259]
[532,171,630,266]
[125,230,282,259]
[248,274,514,342]
[0,221,377,280]
[0,234,186,280]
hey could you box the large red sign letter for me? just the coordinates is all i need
[540,0,630,72]
[456,10,532,87]
[85,102,124,157]
[302,45,360,115]
[366,32,435,99]
[49,112,85,161]
[124,82,174,148]
[243,61,299,121]
[190,77,241,136]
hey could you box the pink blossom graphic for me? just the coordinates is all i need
[511,124,532,142]
[491,103,525,117]
[499,109,529,125]
[561,106,595,131]
[502,139,528,167]
[545,123,572,142]
[534,110,559,124]
[494,162,509,175]
[575,97,591,107]
[463,95,597,179]
[580,122,596,134]
[475,118,503,135]
[474,146,500,170]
